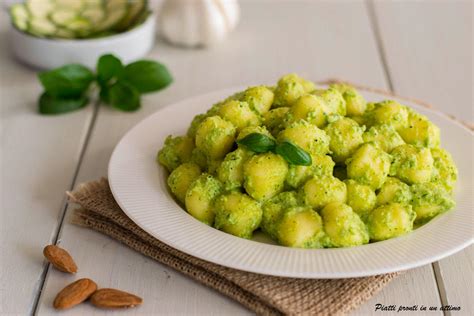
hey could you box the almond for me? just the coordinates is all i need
[43,245,78,273]
[53,278,97,310]
[90,288,143,309]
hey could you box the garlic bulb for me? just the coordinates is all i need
[159,0,240,47]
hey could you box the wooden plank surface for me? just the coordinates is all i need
[1,0,470,315]
[373,0,473,121]
[373,1,473,314]
[0,14,94,315]
[34,1,446,315]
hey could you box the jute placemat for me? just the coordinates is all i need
[69,178,399,315]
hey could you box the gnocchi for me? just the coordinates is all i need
[321,202,369,247]
[214,192,262,239]
[346,143,391,189]
[324,117,365,163]
[367,203,416,241]
[158,75,458,248]
[390,144,434,184]
[278,119,330,155]
[243,152,288,201]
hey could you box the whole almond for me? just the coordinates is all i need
[90,288,143,309]
[43,245,78,273]
[53,278,97,310]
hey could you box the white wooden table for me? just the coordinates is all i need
[1,1,472,315]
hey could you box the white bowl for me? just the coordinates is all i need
[9,14,156,70]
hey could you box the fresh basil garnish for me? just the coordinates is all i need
[237,133,311,166]
[275,141,312,166]
[38,64,94,98]
[36,54,172,115]
[97,54,123,86]
[109,81,141,112]
[123,60,173,93]
[38,92,88,115]
[237,133,276,153]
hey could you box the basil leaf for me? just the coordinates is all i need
[108,81,141,111]
[275,141,312,166]
[38,92,88,115]
[123,60,173,93]
[38,64,94,98]
[97,54,123,85]
[99,85,110,103]
[237,133,276,153]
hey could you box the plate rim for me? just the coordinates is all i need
[108,85,474,279]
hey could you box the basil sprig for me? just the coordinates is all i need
[237,133,312,166]
[237,133,276,153]
[37,54,173,115]
[275,140,312,166]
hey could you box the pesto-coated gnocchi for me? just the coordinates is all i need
[324,117,365,163]
[214,192,262,239]
[273,74,315,107]
[344,179,376,222]
[376,177,412,206]
[367,203,416,241]
[243,152,288,201]
[237,125,273,142]
[285,94,327,128]
[263,107,289,135]
[157,135,195,172]
[261,191,300,239]
[241,86,274,115]
[398,110,440,148]
[330,83,367,117]
[300,175,347,210]
[167,162,201,203]
[218,100,261,131]
[431,148,458,192]
[363,124,405,153]
[286,154,335,188]
[276,206,326,248]
[321,202,369,247]
[185,174,222,225]
[217,148,253,191]
[411,183,455,224]
[365,100,409,131]
[390,144,434,184]
[278,119,330,155]
[346,143,391,189]
[158,75,458,248]
[313,87,346,116]
[195,115,236,160]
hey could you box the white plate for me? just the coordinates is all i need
[108,86,473,278]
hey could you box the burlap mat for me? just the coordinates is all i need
[69,178,399,315]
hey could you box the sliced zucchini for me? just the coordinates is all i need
[50,9,76,26]
[93,0,128,32]
[28,17,57,37]
[13,0,141,39]
[83,0,104,7]
[116,0,147,31]
[106,0,128,11]
[68,17,92,31]
[10,4,30,31]
[67,17,93,37]
[55,27,76,39]
[55,0,85,11]
[82,6,105,25]
[50,9,94,37]
[131,9,150,26]
[26,0,54,18]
